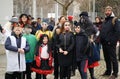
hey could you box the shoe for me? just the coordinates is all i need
[54,77,58,79]
[91,77,97,79]
[101,72,111,76]
[108,75,117,79]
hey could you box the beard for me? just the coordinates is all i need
[105,13,112,17]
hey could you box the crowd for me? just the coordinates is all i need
[0,6,120,79]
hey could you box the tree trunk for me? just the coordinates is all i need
[62,6,67,16]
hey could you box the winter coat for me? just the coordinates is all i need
[23,34,37,63]
[57,32,74,66]
[75,30,89,61]
[5,33,30,72]
[100,16,120,45]
[79,16,96,37]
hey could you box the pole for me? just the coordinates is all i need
[55,3,59,23]
[41,7,43,21]
[33,0,36,19]
[92,0,95,22]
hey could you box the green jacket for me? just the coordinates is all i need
[23,34,37,62]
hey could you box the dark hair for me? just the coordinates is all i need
[19,14,29,26]
[59,16,67,22]
[19,14,29,20]
[37,17,41,19]
[38,34,51,53]
[95,16,102,23]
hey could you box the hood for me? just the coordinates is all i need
[76,29,86,36]
[105,12,115,18]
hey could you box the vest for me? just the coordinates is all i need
[6,36,26,72]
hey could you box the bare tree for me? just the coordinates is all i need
[96,0,120,17]
[54,0,75,16]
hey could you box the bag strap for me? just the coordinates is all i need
[112,17,118,26]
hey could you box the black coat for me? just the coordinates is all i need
[75,30,89,61]
[79,16,96,37]
[57,32,74,66]
[100,16,120,45]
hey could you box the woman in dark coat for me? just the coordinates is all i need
[79,12,99,79]
[56,21,74,79]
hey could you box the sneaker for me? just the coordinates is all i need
[101,72,111,76]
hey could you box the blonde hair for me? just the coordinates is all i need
[105,6,112,11]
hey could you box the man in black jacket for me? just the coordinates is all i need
[100,6,120,79]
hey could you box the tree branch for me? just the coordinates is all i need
[66,0,74,8]
[54,0,64,6]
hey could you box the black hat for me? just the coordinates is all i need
[79,11,88,17]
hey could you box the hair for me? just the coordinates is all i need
[19,14,29,27]
[105,6,112,11]
[60,21,71,33]
[95,16,102,23]
[58,16,67,22]
[38,34,51,53]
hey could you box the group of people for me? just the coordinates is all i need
[0,5,120,79]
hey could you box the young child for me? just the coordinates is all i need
[23,24,37,79]
[5,25,30,79]
[31,34,53,79]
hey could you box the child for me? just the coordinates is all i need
[5,25,30,79]
[56,21,74,79]
[74,22,89,79]
[31,34,53,79]
[35,22,53,41]
[23,24,37,79]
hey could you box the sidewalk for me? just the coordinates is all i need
[0,45,120,79]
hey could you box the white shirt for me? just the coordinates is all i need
[40,45,49,59]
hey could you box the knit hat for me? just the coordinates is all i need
[9,17,19,23]
[79,11,88,17]
[68,16,73,21]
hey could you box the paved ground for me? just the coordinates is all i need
[0,44,120,79]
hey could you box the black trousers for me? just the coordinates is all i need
[54,53,59,78]
[60,66,71,79]
[102,43,118,76]
[77,60,88,79]
[118,45,120,61]
[25,62,32,79]
[5,72,25,79]
[36,74,46,79]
